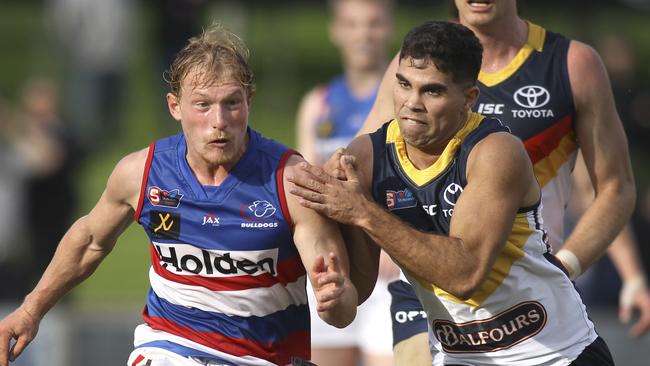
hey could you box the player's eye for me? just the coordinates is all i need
[398,80,410,89]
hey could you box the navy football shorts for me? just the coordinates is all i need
[388,279,428,346]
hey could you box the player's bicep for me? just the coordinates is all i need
[83,148,148,249]
[449,134,533,272]
[569,40,633,190]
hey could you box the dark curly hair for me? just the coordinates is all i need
[399,21,482,86]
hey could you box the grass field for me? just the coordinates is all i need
[0,2,648,306]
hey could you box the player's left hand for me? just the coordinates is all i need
[619,276,650,337]
[288,155,368,226]
[310,252,346,312]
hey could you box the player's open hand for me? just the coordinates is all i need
[288,155,368,226]
[619,276,650,337]
[310,252,346,313]
[0,307,40,366]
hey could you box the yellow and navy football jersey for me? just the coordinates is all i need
[370,113,597,365]
[475,21,576,248]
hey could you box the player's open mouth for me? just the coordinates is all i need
[401,116,426,124]
[467,0,493,9]
[208,138,229,147]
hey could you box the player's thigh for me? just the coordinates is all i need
[362,352,395,366]
[310,347,359,366]
[393,333,432,366]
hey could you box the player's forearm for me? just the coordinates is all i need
[341,225,379,304]
[319,278,358,328]
[22,216,114,319]
[355,199,478,299]
[562,180,635,272]
[606,224,645,282]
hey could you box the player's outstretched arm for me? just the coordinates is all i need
[560,40,649,335]
[570,152,650,336]
[284,155,358,328]
[0,148,147,366]
[289,132,538,300]
[560,40,636,274]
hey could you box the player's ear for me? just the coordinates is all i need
[167,92,182,122]
[464,85,480,110]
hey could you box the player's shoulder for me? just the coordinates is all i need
[115,147,150,177]
[567,40,603,69]
[106,146,150,205]
[567,39,610,105]
[567,39,608,84]
[347,134,373,163]
[468,131,528,176]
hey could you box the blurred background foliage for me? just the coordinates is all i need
[0,0,648,308]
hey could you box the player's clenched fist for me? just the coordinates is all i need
[0,307,40,366]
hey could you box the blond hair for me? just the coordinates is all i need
[166,23,255,97]
[328,0,394,14]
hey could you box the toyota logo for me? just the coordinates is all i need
[513,85,550,108]
[443,183,463,206]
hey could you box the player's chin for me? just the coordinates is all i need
[205,151,236,165]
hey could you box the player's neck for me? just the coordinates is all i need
[471,17,528,74]
[344,64,385,98]
[404,112,469,169]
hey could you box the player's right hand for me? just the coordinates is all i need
[323,148,347,180]
[311,252,346,313]
[0,307,40,366]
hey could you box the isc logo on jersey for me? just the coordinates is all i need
[153,242,278,277]
[477,103,505,115]
[511,85,555,119]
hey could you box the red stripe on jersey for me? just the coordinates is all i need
[131,354,145,365]
[523,115,573,164]
[149,244,306,291]
[134,142,156,223]
[143,312,310,365]
[277,150,299,231]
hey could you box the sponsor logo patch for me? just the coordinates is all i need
[243,200,276,219]
[443,183,463,206]
[153,242,278,277]
[477,103,505,115]
[149,211,181,240]
[386,188,417,210]
[432,301,547,353]
[201,213,220,226]
[148,186,184,208]
[239,200,279,228]
[513,85,550,109]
